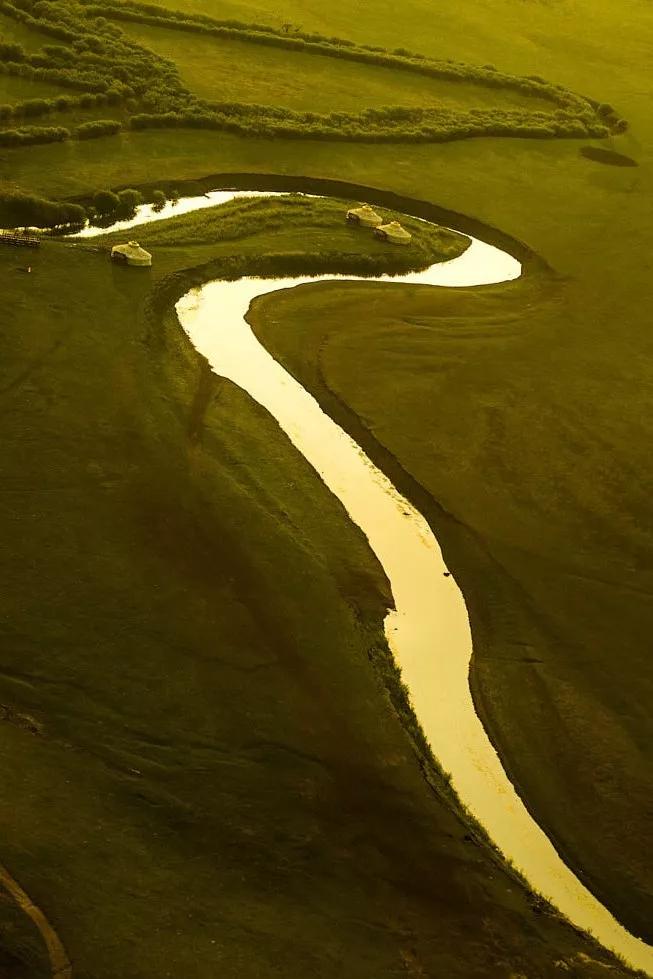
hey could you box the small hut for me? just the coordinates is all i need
[374,221,412,245]
[346,204,383,227]
[110,240,152,267]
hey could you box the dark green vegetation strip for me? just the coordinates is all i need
[0,0,625,145]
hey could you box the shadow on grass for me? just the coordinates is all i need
[580,146,638,167]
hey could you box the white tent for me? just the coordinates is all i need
[111,240,152,267]
[374,221,412,245]
[346,203,383,227]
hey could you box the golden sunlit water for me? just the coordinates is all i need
[167,190,653,974]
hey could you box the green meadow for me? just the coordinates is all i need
[116,20,555,114]
[0,0,651,976]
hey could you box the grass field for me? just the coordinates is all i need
[1,211,628,978]
[0,76,69,103]
[118,20,556,113]
[1,0,652,975]
[142,0,653,90]
[0,11,49,50]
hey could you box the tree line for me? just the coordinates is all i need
[0,0,628,150]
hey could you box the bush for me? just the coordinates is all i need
[18,97,52,117]
[0,189,86,228]
[93,189,119,214]
[0,42,25,61]
[58,202,87,226]
[0,0,624,149]
[151,189,166,210]
[75,119,122,138]
[0,124,69,146]
[116,187,143,216]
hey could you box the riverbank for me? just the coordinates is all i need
[0,197,635,977]
[249,219,653,947]
[91,191,470,271]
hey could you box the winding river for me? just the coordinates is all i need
[79,189,653,974]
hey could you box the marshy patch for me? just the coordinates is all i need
[580,146,638,167]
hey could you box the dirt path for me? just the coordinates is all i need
[0,863,71,978]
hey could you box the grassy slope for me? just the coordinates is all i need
[145,0,651,89]
[0,11,50,50]
[0,216,626,978]
[0,75,70,103]
[117,20,553,113]
[0,0,651,971]
[241,3,653,945]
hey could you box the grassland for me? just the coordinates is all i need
[0,9,48,48]
[1,208,629,978]
[243,61,653,948]
[0,0,616,154]
[144,0,653,80]
[0,0,652,975]
[117,20,555,113]
[0,75,68,103]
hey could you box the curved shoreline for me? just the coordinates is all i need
[285,308,652,949]
[164,188,652,975]
[71,170,553,275]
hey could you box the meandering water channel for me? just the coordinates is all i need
[79,188,653,974]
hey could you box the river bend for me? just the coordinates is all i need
[82,188,652,974]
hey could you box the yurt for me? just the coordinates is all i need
[111,241,152,267]
[374,221,412,245]
[346,203,383,227]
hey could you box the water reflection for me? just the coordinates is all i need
[172,195,651,975]
[72,190,283,238]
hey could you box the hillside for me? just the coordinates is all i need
[0,0,651,976]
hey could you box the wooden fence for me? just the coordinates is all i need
[0,231,41,249]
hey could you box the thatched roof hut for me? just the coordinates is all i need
[111,240,152,267]
[346,204,383,227]
[374,221,412,245]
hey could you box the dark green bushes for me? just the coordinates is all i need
[77,0,594,113]
[0,0,186,101]
[93,189,119,214]
[91,186,142,217]
[116,187,142,215]
[75,118,122,138]
[0,188,85,227]
[0,41,25,60]
[127,102,608,144]
[151,189,166,210]
[19,97,51,116]
[0,124,69,145]
[0,0,625,147]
